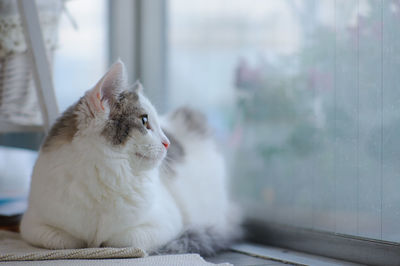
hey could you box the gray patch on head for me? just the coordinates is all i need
[102,91,146,145]
[161,130,185,176]
[42,101,79,152]
[172,107,210,137]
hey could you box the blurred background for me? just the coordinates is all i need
[1,0,400,245]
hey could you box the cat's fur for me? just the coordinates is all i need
[20,60,242,256]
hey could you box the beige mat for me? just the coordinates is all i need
[0,230,231,265]
[0,230,145,261]
[0,254,230,265]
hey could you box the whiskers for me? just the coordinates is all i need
[132,143,165,163]
[160,153,177,176]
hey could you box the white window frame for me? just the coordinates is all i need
[109,0,167,112]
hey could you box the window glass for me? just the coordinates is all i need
[0,0,107,215]
[54,0,107,111]
[167,0,400,242]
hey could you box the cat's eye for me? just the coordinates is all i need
[141,114,150,129]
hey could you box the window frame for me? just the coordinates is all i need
[246,219,400,266]
[108,0,168,112]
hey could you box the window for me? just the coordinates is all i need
[0,0,107,216]
[166,0,400,247]
[54,0,107,111]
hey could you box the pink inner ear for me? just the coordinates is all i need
[97,92,105,111]
[85,60,128,115]
[86,85,105,114]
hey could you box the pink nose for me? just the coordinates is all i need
[162,141,169,149]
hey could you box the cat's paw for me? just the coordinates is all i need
[102,226,159,251]
[21,220,86,249]
[38,226,86,249]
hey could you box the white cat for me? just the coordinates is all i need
[20,60,242,255]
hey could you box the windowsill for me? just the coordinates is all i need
[244,220,400,266]
[210,242,361,266]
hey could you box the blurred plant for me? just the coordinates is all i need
[232,0,400,205]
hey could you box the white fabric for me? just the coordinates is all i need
[0,231,231,265]
[0,0,63,126]
[0,147,36,215]
[0,54,43,126]
[0,0,62,57]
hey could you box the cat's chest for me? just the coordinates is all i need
[65,189,148,246]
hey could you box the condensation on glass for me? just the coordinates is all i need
[167,0,400,243]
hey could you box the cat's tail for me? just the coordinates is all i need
[154,226,243,257]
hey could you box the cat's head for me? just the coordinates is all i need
[43,60,169,171]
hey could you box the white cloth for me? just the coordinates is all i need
[0,0,62,126]
[0,0,63,57]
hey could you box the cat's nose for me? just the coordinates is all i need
[162,141,169,149]
[161,132,170,149]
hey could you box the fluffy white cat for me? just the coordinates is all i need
[20,60,242,255]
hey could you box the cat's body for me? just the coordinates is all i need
[20,61,241,255]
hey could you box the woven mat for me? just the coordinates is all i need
[0,230,231,265]
[0,254,231,265]
[0,230,146,261]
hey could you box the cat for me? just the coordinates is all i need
[20,60,242,256]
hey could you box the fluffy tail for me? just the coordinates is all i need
[154,226,243,257]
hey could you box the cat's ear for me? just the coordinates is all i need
[86,60,128,114]
[131,80,144,94]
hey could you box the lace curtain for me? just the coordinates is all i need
[0,0,63,126]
